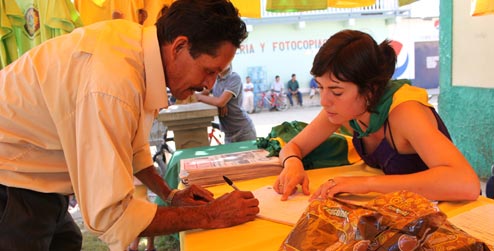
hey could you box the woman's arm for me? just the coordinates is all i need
[274,110,340,200]
[311,102,480,202]
[387,101,480,200]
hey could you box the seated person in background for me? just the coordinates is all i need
[274,29,480,202]
[287,73,303,107]
[309,77,318,99]
[195,65,257,143]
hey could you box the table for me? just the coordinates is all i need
[181,163,494,251]
[157,102,218,150]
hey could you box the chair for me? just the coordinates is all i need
[208,121,223,145]
[149,120,175,176]
[486,165,494,199]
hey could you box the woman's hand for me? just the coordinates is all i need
[309,176,371,201]
[273,159,310,201]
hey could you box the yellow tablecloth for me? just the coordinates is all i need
[181,162,494,251]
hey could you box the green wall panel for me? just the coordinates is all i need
[439,0,494,179]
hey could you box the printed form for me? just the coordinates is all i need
[448,204,494,247]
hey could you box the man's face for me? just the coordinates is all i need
[165,41,236,100]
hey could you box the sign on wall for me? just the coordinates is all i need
[452,0,494,88]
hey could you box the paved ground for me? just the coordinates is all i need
[249,102,322,138]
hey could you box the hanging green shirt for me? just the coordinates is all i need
[0,1,23,69]
[12,0,83,56]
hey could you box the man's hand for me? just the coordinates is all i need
[172,184,214,206]
[203,190,259,228]
[219,106,228,117]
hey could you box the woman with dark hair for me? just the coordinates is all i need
[274,30,480,202]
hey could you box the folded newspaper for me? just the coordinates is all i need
[179,149,282,187]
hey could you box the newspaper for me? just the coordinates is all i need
[180,149,282,187]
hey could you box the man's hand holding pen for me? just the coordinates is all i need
[202,190,259,229]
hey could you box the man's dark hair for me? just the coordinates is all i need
[156,0,247,58]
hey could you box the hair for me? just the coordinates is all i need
[156,0,247,58]
[310,29,396,111]
[291,74,296,77]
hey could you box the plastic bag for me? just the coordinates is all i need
[280,191,491,251]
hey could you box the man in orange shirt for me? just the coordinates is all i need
[0,1,259,250]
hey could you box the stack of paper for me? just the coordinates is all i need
[180,149,283,186]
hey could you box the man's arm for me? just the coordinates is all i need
[141,190,259,236]
[135,166,171,201]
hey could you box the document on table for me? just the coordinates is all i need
[252,185,310,226]
[448,204,494,246]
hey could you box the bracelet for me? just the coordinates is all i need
[282,155,302,168]
[165,189,179,204]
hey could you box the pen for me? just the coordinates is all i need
[223,175,239,191]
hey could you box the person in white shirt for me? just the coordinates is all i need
[0,1,259,250]
[242,76,255,113]
[270,75,284,110]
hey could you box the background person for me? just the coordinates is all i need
[270,75,284,110]
[274,29,480,202]
[195,65,257,143]
[287,73,303,107]
[242,76,255,113]
[309,77,318,99]
[0,1,259,250]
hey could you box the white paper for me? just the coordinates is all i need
[448,204,494,246]
[252,185,310,226]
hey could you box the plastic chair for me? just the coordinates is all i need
[486,165,494,199]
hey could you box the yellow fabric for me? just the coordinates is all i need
[0,0,22,69]
[75,0,144,25]
[327,0,375,8]
[182,164,494,251]
[389,84,433,113]
[471,0,494,16]
[142,0,172,26]
[269,136,286,148]
[398,0,418,7]
[266,0,328,12]
[344,133,362,164]
[231,0,261,18]
[92,0,106,7]
[397,0,418,7]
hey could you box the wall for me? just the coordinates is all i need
[232,17,438,92]
[440,0,494,178]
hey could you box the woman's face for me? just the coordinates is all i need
[316,73,367,124]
